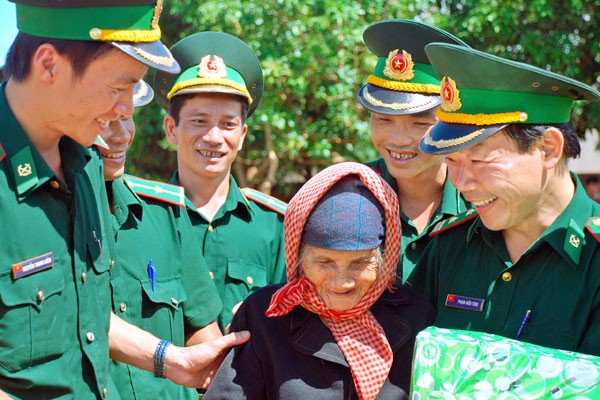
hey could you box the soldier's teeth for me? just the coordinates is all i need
[473,198,496,207]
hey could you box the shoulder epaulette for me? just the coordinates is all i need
[0,143,6,163]
[585,217,600,243]
[430,209,478,237]
[93,135,109,150]
[123,174,186,207]
[241,187,287,215]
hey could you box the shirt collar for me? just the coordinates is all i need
[110,178,143,227]
[169,170,254,219]
[467,173,594,268]
[0,82,90,200]
[540,173,595,267]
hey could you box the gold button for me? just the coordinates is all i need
[81,272,87,283]
[171,297,179,306]
[89,28,101,40]
[86,331,95,343]
[592,217,600,227]
[209,271,214,279]
[36,290,45,302]
[410,242,417,250]
[49,180,60,189]
[109,260,115,269]
[208,225,214,232]
[501,272,512,282]
[120,303,127,312]
[246,276,254,285]
[103,387,108,398]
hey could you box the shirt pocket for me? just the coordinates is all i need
[224,260,268,318]
[0,264,68,372]
[87,231,111,276]
[140,277,187,344]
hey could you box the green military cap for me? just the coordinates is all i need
[10,0,180,73]
[420,43,600,154]
[153,31,263,117]
[133,79,154,107]
[358,19,468,115]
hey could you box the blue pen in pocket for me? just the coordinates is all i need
[148,259,156,292]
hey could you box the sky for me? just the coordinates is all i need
[0,1,18,68]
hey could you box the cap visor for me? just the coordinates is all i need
[358,84,440,115]
[111,41,180,74]
[133,80,154,108]
[172,85,251,102]
[419,121,506,154]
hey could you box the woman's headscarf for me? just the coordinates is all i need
[266,162,401,400]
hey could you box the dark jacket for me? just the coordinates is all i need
[205,283,435,399]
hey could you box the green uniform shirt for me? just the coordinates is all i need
[108,176,222,400]
[0,83,117,398]
[367,158,469,283]
[171,172,286,332]
[413,174,600,355]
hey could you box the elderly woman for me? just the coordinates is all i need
[204,162,434,400]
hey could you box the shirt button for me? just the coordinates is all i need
[86,331,95,343]
[208,225,214,232]
[209,271,214,280]
[109,260,115,269]
[103,387,108,398]
[120,303,127,312]
[36,290,45,303]
[410,242,417,250]
[246,276,254,285]
[171,297,179,306]
[81,272,87,283]
[501,272,512,282]
[49,180,60,189]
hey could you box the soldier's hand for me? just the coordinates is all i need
[164,331,250,388]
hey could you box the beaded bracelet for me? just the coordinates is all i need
[153,339,171,378]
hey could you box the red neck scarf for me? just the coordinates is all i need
[266,162,401,400]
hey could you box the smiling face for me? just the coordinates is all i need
[369,109,443,181]
[51,47,147,147]
[300,244,381,312]
[100,116,135,181]
[164,92,247,182]
[445,131,549,232]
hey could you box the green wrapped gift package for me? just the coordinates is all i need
[410,327,600,399]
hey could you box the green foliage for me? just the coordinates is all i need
[129,0,600,199]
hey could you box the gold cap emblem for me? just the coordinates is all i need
[383,49,414,81]
[441,76,462,112]
[198,55,228,78]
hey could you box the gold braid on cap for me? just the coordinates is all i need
[422,128,485,149]
[167,78,252,103]
[367,75,440,94]
[362,85,437,110]
[134,46,175,67]
[437,109,528,125]
[89,26,161,43]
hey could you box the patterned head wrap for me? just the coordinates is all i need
[266,162,401,400]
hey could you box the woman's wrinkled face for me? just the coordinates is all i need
[301,244,380,312]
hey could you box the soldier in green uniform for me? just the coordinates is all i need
[100,81,223,399]
[153,32,287,333]
[0,2,248,398]
[357,20,470,283]
[413,43,600,355]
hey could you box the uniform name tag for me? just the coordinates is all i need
[445,294,485,312]
[12,252,54,280]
